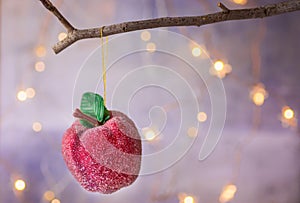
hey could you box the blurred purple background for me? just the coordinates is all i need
[1,0,300,203]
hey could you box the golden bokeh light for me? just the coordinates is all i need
[141,31,151,41]
[214,60,224,71]
[178,193,197,203]
[44,190,55,201]
[184,196,194,203]
[35,61,45,72]
[187,127,198,138]
[142,127,156,141]
[26,88,36,98]
[249,83,268,106]
[197,112,207,122]
[192,47,202,57]
[146,42,156,52]
[283,106,294,119]
[17,90,27,101]
[232,0,247,5]
[14,179,26,191]
[35,45,47,57]
[51,198,61,203]
[252,92,265,106]
[280,106,297,128]
[32,122,42,132]
[58,32,67,41]
[219,184,237,203]
[210,61,232,78]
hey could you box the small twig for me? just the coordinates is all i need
[39,0,74,32]
[73,108,100,126]
[39,0,300,54]
[218,2,230,13]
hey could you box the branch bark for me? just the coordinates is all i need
[39,0,300,54]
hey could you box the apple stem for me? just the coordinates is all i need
[73,108,100,126]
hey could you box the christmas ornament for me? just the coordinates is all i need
[62,92,142,194]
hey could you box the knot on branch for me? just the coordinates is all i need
[122,25,128,32]
[218,2,230,13]
[263,5,276,16]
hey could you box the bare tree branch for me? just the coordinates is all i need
[39,0,300,54]
[218,2,230,13]
[39,0,75,32]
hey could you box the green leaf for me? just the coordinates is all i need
[79,92,111,128]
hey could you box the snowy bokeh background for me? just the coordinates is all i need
[1,0,300,203]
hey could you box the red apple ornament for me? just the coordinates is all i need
[62,92,142,194]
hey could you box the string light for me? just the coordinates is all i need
[44,190,55,201]
[187,127,198,138]
[17,88,36,101]
[197,112,207,122]
[51,198,61,203]
[142,127,157,141]
[141,31,151,41]
[249,83,268,106]
[25,88,36,98]
[253,92,264,106]
[232,0,247,5]
[146,42,156,52]
[35,45,47,57]
[280,106,297,128]
[178,193,197,203]
[58,32,67,41]
[192,47,202,57]
[14,179,26,191]
[17,90,27,101]
[32,122,42,132]
[184,196,195,203]
[283,106,294,119]
[219,183,237,203]
[190,43,209,59]
[210,60,232,78]
[214,60,224,71]
[35,61,45,72]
